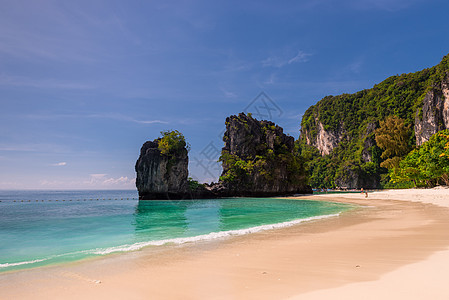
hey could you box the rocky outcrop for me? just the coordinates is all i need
[298,54,449,189]
[334,162,380,189]
[136,113,312,200]
[360,122,377,163]
[333,122,380,189]
[315,121,343,156]
[135,139,189,199]
[220,113,312,196]
[223,114,294,162]
[302,119,344,156]
[415,77,449,146]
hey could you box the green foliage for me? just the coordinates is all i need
[219,150,264,184]
[187,177,203,191]
[219,129,306,186]
[158,130,189,156]
[158,130,189,173]
[382,179,415,189]
[375,116,412,168]
[301,66,434,135]
[390,130,449,187]
[300,54,449,188]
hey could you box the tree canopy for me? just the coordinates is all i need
[158,130,188,156]
[391,130,449,187]
[375,116,411,169]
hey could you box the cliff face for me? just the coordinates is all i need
[415,76,449,146]
[136,114,311,200]
[220,113,311,196]
[300,53,449,189]
[223,113,294,161]
[361,122,377,163]
[135,139,189,199]
[302,119,344,155]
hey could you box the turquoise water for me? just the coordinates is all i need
[0,190,352,272]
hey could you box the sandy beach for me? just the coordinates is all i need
[1,188,449,299]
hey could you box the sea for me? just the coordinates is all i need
[0,190,353,273]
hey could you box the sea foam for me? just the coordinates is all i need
[0,258,47,268]
[92,213,340,255]
[0,211,342,270]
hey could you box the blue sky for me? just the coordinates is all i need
[1,0,449,189]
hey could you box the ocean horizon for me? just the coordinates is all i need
[0,190,353,273]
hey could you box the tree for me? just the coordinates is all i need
[391,130,449,186]
[375,116,411,169]
[158,130,189,156]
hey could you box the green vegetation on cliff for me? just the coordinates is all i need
[299,54,449,189]
[158,130,189,156]
[391,130,449,187]
[157,130,190,173]
[219,113,308,191]
[375,116,412,169]
[219,143,305,186]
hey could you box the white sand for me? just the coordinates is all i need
[319,187,449,208]
[295,187,449,300]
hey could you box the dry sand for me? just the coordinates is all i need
[0,188,448,299]
[294,187,449,300]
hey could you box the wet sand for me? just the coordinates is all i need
[1,188,448,299]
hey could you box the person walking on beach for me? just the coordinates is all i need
[361,188,368,198]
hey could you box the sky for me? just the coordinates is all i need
[1,0,449,190]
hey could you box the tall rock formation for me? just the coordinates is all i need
[299,53,449,189]
[136,114,312,200]
[220,113,311,196]
[135,139,189,199]
[414,76,449,146]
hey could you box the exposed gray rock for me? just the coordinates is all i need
[135,113,312,200]
[415,77,449,146]
[302,119,344,156]
[220,113,311,196]
[334,162,380,189]
[361,122,377,163]
[135,139,189,199]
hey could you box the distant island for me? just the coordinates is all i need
[135,113,312,200]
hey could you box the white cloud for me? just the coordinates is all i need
[220,87,237,98]
[85,174,135,188]
[86,113,168,125]
[348,58,364,74]
[22,112,168,125]
[0,181,22,189]
[262,56,283,68]
[7,174,137,190]
[88,173,107,180]
[51,162,67,166]
[288,51,311,64]
[103,176,135,185]
[134,119,168,125]
[264,73,277,85]
[262,50,311,68]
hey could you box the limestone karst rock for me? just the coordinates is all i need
[220,113,311,196]
[136,114,312,199]
[135,139,189,200]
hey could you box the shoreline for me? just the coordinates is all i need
[0,198,351,274]
[1,189,449,299]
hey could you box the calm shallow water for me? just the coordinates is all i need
[0,190,352,272]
